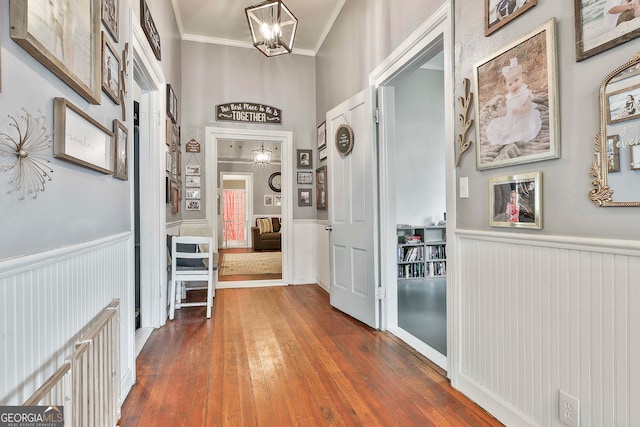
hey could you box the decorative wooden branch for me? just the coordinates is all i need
[120,43,130,121]
[456,78,474,167]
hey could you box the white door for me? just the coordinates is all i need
[327,88,379,329]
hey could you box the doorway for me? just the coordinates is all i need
[220,173,253,248]
[374,5,453,371]
[206,127,292,289]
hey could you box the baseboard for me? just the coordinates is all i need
[216,279,286,289]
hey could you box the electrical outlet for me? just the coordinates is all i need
[558,391,580,427]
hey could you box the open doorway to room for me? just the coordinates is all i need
[216,139,283,283]
[375,7,453,372]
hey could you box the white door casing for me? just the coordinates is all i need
[327,88,379,329]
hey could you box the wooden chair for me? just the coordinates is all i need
[169,236,215,319]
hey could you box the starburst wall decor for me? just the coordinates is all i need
[0,109,53,200]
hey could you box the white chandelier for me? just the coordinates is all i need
[245,0,298,57]
[252,142,272,164]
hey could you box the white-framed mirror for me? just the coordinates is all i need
[590,53,640,207]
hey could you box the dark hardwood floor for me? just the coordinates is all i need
[119,285,502,426]
[218,247,282,282]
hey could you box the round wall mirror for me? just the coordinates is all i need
[590,53,640,207]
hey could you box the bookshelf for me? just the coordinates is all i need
[396,225,446,280]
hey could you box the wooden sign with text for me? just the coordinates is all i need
[185,139,201,153]
[216,103,281,124]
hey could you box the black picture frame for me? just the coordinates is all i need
[297,149,312,169]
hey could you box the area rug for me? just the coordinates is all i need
[219,252,282,276]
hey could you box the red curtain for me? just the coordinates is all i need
[223,189,246,242]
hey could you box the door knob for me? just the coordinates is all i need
[325,225,333,231]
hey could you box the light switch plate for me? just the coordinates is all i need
[459,177,469,199]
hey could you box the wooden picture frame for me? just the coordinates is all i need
[166,84,177,124]
[140,0,161,60]
[102,0,119,42]
[113,119,128,180]
[605,81,640,124]
[53,97,113,174]
[297,149,312,169]
[485,0,537,36]
[317,121,326,148]
[298,189,312,207]
[489,172,542,229]
[166,151,172,173]
[297,171,313,184]
[606,135,621,173]
[10,0,102,104]
[575,0,640,62]
[316,166,327,210]
[171,185,179,214]
[474,19,559,170]
[102,32,120,104]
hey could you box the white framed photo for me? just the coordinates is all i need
[185,176,200,187]
[186,200,200,211]
[264,195,274,206]
[185,189,200,199]
[297,171,313,184]
[185,164,200,175]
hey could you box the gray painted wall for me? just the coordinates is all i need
[394,69,446,226]
[179,41,316,220]
[218,162,282,216]
[0,0,181,260]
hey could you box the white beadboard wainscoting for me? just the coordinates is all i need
[316,221,330,292]
[291,220,318,285]
[453,230,640,427]
[0,233,135,407]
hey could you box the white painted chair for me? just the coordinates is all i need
[169,236,215,319]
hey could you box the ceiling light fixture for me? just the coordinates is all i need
[253,142,272,165]
[245,0,298,57]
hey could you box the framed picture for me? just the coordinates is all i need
[485,0,537,36]
[113,119,128,180]
[297,171,313,184]
[264,195,274,207]
[171,185,179,214]
[606,134,621,173]
[319,146,327,161]
[631,144,640,170]
[575,0,640,62]
[175,150,181,176]
[185,176,200,187]
[102,0,119,42]
[298,189,312,207]
[316,166,327,210]
[317,121,326,148]
[165,177,171,203]
[274,195,282,207]
[605,81,640,124]
[140,0,161,60]
[474,19,559,170]
[166,151,172,173]
[185,189,200,199]
[185,164,201,175]
[53,97,113,173]
[186,200,201,211]
[102,32,120,104]
[489,172,542,229]
[10,0,102,104]
[297,149,312,168]
[166,84,177,124]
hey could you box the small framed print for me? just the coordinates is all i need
[186,200,200,211]
[186,164,201,175]
[606,134,620,173]
[171,185,179,214]
[166,84,177,123]
[185,188,200,199]
[297,149,312,168]
[605,81,640,125]
[316,166,327,210]
[319,146,327,161]
[264,194,274,206]
[298,188,312,207]
[297,171,313,184]
[102,32,120,104]
[166,151,172,173]
[113,119,128,180]
[485,0,536,36]
[185,176,200,187]
[274,195,282,206]
[317,121,326,148]
[102,0,120,42]
[489,172,542,229]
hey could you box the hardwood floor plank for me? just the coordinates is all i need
[120,285,503,427]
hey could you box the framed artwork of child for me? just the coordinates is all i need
[485,0,537,36]
[473,19,560,170]
[489,172,542,229]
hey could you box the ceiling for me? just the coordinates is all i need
[170,0,347,56]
